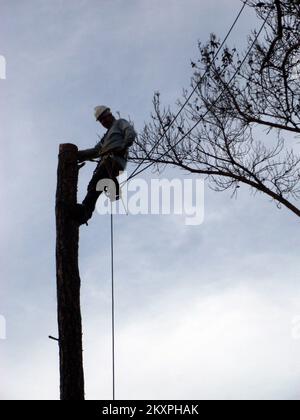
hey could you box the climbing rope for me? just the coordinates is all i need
[110,201,116,401]
[100,157,117,400]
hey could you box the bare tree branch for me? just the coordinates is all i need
[131,0,300,218]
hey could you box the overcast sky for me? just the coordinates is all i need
[1,0,300,400]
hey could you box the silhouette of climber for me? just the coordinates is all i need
[73,106,136,225]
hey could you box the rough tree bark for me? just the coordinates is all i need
[55,143,85,400]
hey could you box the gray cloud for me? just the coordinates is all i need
[1,0,299,400]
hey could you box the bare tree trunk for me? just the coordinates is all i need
[55,143,85,400]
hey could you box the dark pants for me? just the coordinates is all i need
[82,157,121,220]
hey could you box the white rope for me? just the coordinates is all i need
[110,201,116,400]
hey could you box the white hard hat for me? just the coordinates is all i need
[94,105,111,120]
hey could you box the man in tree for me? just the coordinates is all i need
[73,106,136,225]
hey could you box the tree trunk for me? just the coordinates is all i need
[55,143,85,400]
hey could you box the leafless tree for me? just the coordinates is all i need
[131,0,300,218]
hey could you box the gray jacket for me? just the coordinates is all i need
[79,118,136,170]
